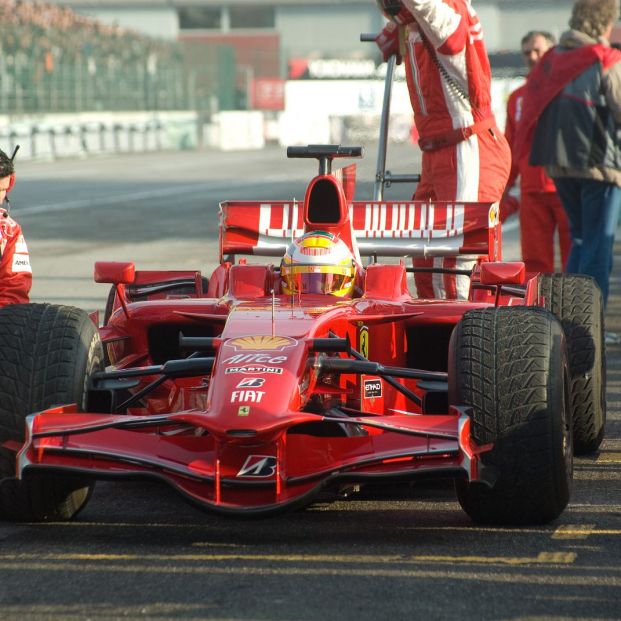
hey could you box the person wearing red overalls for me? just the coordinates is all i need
[375,0,511,299]
[503,31,571,274]
[0,148,31,308]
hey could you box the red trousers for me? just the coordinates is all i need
[520,192,571,274]
[413,126,511,299]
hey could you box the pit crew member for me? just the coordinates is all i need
[503,30,571,274]
[515,0,621,307]
[0,148,31,307]
[375,0,511,299]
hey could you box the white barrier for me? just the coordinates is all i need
[0,111,198,160]
[213,111,265,151]
[0,77,526,156]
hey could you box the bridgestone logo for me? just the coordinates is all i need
[237,455,277,478]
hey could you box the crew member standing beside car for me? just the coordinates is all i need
[515,0,621,312]
[0,148,31,307]
[502,31,572,275]
[375,0,511,299]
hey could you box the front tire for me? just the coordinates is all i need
[450,307,572,525]
[0,304,103,521]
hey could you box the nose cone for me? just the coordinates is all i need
[207,335,307,435]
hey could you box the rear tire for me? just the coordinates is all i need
[0,304,103,521]
[450,307,572,525]
[539,274,605,454]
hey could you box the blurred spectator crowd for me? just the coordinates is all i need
[0,0,194,113]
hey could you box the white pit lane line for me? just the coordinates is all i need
[17,176,294,216]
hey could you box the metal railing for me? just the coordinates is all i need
[0,51,197,114]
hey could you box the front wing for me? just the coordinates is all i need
[13,405,493,515]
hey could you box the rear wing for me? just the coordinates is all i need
[219,201,501,261]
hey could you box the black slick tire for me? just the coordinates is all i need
[539,273,605,454]
[0,303,103,521]
[449,307,572,525]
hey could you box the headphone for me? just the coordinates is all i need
[2,146,19,200]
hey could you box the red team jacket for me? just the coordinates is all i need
[0,208,31,307]
[505,84,557,195]
[401,0,496,146]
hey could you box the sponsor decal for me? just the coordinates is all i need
[488,204,499,228]
[288,58,382,80]
[226,336,297,351]
[224,354,287,365]
[15,235,28,254]
[237,378,265,388]
[12,254,32,273]
[238,406,251,417]
[237,455,277,478]
[230,390,265,404]
[359,326,369,359]
[364,378,382,399]
[250,77,285,111]
[225,365,283,375]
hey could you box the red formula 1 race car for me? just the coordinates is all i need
[0,145,605,525]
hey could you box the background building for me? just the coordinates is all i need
[47,1,577,55]
[1,1,615,152]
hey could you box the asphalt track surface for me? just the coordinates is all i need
[0,146,620,621]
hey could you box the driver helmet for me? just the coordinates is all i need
[281,231,356,297]
[376,0,415,24]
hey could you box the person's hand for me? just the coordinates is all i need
[499,193,519,222]
[375,22,402,64]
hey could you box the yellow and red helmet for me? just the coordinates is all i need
[281,231,356,297]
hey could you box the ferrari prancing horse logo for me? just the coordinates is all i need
[359,326,369,359]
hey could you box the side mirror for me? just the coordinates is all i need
[94,261,136,285]
[480,261,526,286]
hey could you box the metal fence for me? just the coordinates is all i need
[0,50,198,114]
[0,35,274,115]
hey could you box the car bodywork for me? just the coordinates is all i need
[10,148,552,513]
[10,145,564,519]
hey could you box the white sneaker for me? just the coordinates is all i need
[605,331,620,345]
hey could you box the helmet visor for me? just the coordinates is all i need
[282,264,354,296]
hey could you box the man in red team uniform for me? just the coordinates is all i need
[503,31,571,274]
[0,148,31,307]
[375,0,511,299]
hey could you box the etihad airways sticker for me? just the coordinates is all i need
[363,378,382,399]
